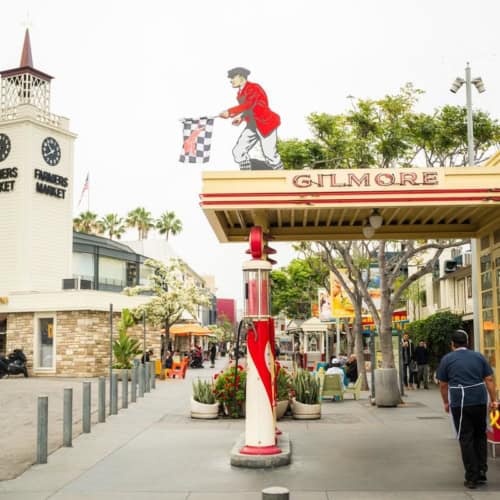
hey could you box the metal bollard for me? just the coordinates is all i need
[138,364,145,397]
[151,361,156,389]
[131,366,137,403]
[98,377,106,423]
[145,362,151,393]
[82,381,91,433]
[122,369,128,409]
[63,388,73,447]
[36,396,48,464]
[262,486,290,500]
[111,373,118,414]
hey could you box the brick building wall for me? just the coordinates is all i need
[5,310,160,377]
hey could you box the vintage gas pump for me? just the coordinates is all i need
[239,226,281,455]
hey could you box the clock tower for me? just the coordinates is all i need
[0,30,76,294]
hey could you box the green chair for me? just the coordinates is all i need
[321,373,344,401]
[344,375,362,400]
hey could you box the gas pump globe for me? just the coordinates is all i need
[239,227,281,456]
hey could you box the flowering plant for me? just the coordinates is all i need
[213,365,246,418]
[276,366,292,401]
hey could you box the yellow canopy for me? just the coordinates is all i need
[170,323,212,337]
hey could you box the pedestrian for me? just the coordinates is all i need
[275,343,281,359]
[402,339,416,389]
[345,353,358,384]
[437,329,498,489]
[219,67,283,170]
[141,349,153,364]
[209,342,216,368]
[414,340,429,389]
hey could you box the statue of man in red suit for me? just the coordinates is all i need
[220,67,283,170]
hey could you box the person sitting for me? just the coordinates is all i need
[326,359,346,390]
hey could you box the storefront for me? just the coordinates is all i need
[200,161,500,389]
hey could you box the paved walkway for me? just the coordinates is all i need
[0,358,499,499]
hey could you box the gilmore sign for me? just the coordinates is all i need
[291,169,440,189]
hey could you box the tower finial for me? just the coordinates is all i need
[20,28,33,68]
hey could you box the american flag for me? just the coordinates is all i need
[78,173,89,207]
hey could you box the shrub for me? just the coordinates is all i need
[213,365,246,418]
[112,309,142,369]
[192,379,216,404]
[292,369,320,404]
[276,367,292,401]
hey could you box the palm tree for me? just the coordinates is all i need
[100,214,126,240]
[126,207,154,240]
[73,211,100,234]
[156,211,183,241]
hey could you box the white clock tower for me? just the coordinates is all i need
[0,30,76,294]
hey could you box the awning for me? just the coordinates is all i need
[170,324,212,337]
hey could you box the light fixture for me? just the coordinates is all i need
[369,208,383,229]
[450,77,465,94]
[472,77,486,93]
[362,220,375,239]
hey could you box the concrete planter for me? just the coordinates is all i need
[112,368,132,381]
[190,397,220,419]
[276,399,289,420]
[374,368,401,407]
[291,397,321,420]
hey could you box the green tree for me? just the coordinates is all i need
[126,207,154,240]
[100,213,126,240]
[270,257,328,319]
[124,258,210,358]
[73,211,101,234]
[406,311,463,371]
[156,211,183,241]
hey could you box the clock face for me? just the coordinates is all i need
[41,137,61,166]
[0,133,11,162]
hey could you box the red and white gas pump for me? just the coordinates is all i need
[239,227,281,455]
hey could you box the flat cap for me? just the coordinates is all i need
[227,67,250,78]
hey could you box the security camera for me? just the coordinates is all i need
[450,77,465,93]
[473,77,486,93]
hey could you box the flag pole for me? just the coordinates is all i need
[87,172,90,212]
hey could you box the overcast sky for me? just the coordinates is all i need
[2,0,500,301]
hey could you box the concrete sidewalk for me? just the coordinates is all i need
[1,361,499,499]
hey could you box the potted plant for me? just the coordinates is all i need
[112,309,142,379]
[275,366,291,420]
[190,379,219,419]
[291,369,321,420]
[213,365,246,418]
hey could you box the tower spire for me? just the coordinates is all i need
[20,28,33,68]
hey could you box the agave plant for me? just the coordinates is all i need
[112,309,142,369]
[192,379,216,404]
[292,369,320,405]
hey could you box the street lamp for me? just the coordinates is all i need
[449,62,485,166]
[449,63,485,352]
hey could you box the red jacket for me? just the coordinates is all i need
[228,81,280,137]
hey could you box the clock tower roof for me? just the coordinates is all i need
[0,29,53,81]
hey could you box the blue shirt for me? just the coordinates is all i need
[436,349,493,407]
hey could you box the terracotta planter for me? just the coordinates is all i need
[190,397,220,419]
[291,397,321,420]
[276,399,289,420]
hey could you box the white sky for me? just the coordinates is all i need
[2,0,500,301]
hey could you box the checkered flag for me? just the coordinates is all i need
[179,116,215,163]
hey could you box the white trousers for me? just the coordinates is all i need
[232,127,282,168]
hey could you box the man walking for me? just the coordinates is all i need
[437,329,498,489]
[414,340,429,389]
[220,67,283,170]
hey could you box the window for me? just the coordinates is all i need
[466,276,472,298]
[98,257,126,291]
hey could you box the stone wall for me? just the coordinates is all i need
[6,310,161,377]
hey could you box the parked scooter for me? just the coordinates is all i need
[0,348,28,378]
